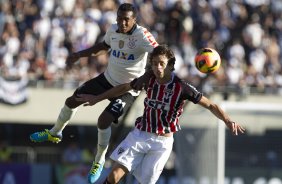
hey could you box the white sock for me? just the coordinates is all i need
[49,105,78,135]
[95,127,111,164]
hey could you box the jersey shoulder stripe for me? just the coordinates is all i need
[134,25,158,47]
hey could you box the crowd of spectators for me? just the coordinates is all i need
[0,0,282,96]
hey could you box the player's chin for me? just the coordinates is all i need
[118,28,128,33]
[156,73,164,79]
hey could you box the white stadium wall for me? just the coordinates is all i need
[0,88,110,124]
[1,87,282,133]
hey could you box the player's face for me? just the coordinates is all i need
[151,55,173,82]
[116,10,136,34]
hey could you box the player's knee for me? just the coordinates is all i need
[65,96,81,108]
[107,172,120,184]
[107,164,128,184]
[98,112,115,128]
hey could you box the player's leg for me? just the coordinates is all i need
[88,110,114,183]
[29,94,82,143]
[103,128,144,184]
[133,135,174,184]
[103,163,129,184]
[95,93,136,164]
[48,94,81,135]
[30,73,111,143]
[88,93,136,183]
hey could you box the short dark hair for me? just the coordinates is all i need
[149,45,176,69]
[118,3,137,18]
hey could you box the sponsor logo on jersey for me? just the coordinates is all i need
[119,40,124,49]
[112,50,135,60]
[145,98,170,111]
[128,37,137,49]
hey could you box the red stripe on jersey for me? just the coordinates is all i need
[146,106,151,132]
[152,42,158,47]
[147,78,154,99]
[143,28,158,46]
[136,76,196,134]
[145,78,155,132]
[168,82,181,132]
[147,35,157,46]
[157,107,163,133]
[157,85,165,133]
[158,85,165,101]
[135,75,202,134]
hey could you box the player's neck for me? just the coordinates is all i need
[157,73,173,84]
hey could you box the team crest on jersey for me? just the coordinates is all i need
[119,40,124,49]
[164,88,173,97]
[128,37,137,49]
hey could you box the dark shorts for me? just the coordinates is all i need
[74,73,136,123]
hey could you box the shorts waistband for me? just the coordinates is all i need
[133,128,173,140]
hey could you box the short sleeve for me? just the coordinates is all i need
[104,25,114,46]
[140,28,158,52]
[180,81,203,104]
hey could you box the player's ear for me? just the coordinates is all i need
[168,57,176,71]
[168,57,175,66]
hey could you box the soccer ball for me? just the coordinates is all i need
[194,48,221,74]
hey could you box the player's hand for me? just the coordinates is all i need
[132,70,152,90]
[226,120,245,135]
[66,52,80,68]
[75,94,100,106]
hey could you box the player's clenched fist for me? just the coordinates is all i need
[75,94,101,106]
[66,52,80,67]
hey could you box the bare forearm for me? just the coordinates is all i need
[199,96,230,123]
[77,42,109,57]
[98,83,132,101]
[208,103,231,123]
[198,96,245,135]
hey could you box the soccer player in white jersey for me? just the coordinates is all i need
[76,45,245,184]
[29,3,158,183]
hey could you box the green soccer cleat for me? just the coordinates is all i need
[88,161,104,184]
[30,129,62,143]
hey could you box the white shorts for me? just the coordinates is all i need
[110,128,174,184]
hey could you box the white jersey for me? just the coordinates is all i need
[104,24,158,96]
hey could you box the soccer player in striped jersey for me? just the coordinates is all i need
[29,3,158,183]
[76,44,245,184]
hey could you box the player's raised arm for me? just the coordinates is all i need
[198,96,245,135]
[76,82,133,106]
[66,41,110,64]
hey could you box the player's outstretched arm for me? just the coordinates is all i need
[76,83,132,106]
[131,69,153,90]
[66,42,110,65]
[198,96,245,135]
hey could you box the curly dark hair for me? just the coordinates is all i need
[149,45,176,70]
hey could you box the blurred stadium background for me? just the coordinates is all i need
[1,0,282,184]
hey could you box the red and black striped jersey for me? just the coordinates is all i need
[134,73,202,134]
